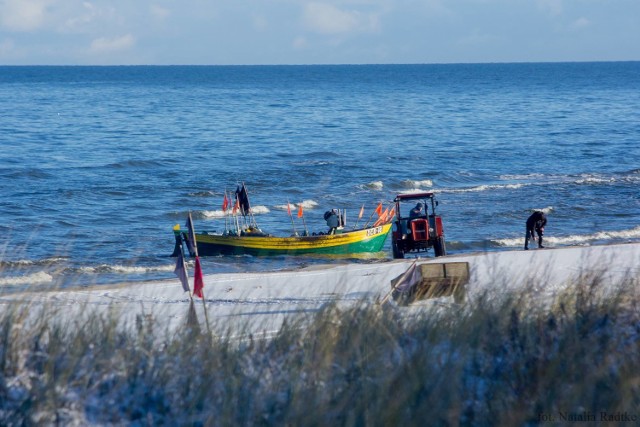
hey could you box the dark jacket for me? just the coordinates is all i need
[526,211,547,230]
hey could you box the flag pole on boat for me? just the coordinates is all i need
[364,202,383,228]
[353,204,365,229]
[298,203,308,236]
[287,201,298,236]
[222,190,230,233]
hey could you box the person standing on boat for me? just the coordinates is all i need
[325,209,340,234]
[525,210,547,250]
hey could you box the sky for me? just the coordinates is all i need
[0,0,639,65]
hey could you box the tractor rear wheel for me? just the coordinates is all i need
[392,240,405,259]
[433,236,447,257]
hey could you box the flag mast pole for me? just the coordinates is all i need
[363,202,383,228]
[299,203,309,236]
[287,201,297,236]
[353,204,365,230]
[188,211,212,334]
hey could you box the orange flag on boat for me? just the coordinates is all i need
[358,204,365,219]
[222,193,229,212]
[287,202,292,216]
[381,207,389,221]
[232,198,240,214]
[297,204,304,218]
[375,203,383,216]
[193,256,204,298]
[374,208,390,226]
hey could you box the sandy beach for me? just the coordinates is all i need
[3,243,640,336]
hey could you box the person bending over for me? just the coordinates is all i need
[525,210,547,250]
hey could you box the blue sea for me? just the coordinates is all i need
[1,63,639,290]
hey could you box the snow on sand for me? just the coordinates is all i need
[3,243,640,336]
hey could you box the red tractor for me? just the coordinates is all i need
[391,192,446,259]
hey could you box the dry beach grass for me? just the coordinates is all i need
[1,256,640,426]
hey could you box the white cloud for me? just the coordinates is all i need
[0,0,51,32]
[536,0,563,17]
[89,34,135,53]
[151,4,170,21]
[0,38,15,55]
[457,32,498,47]
[61,2,100,32]
[571,17,590,30]
[252,13,268,31]
[293,36,308,49]
[303,2,369,34]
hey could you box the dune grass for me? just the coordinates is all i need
[1,271,640,426]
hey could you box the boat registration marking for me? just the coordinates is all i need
[366,226,383,237]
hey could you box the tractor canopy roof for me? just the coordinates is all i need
[394,192,435,202]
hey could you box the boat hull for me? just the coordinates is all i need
[183,224,392,256]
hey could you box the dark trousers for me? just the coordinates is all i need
[525,228,543,249]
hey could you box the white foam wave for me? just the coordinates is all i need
[0,257,68,267]
[296,200,319,209]
[366,181,384,190]
[493,226,640,247]
[0,271,53,286]
[79,264,175,274]
[203,205,270,218]
[401,179,433,189]
[499,173,546,180]
[250,205,270,215]
[398,188,430,195]
[203,209,226,219]
[273,201,318,211]
[529,206,554,214]
[574,176,615,185]
[439,183,525,193]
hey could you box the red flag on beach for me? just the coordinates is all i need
[375,203,383,216]
[174,247,190,293]
[297,204,304,218]
[222,193,229,212]
[193,256,204,298]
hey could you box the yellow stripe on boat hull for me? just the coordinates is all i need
[190,223,392,256]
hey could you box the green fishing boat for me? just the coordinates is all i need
[171,183,392,257]
[172,223,392,257]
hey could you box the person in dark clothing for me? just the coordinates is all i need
[324,209,340,234]
[525,210,547,250]
[409,202,424,218]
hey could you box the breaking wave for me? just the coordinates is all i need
[273,200,318,211]
[437,183,525,194]
[400,179,433,189]
[574,176,616,185]
[365,181,384,190]
[203,205,271,218]
[492,225,640,247]
[250,205,270,215]
[78,264,175,275]
[0,271,53,286]
[0,257,68,268]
